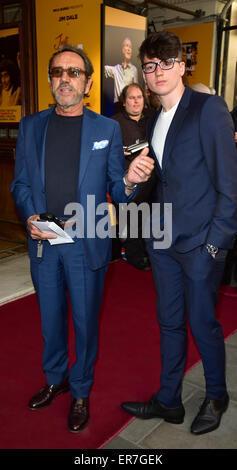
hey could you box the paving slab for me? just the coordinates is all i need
[140,389,237,449]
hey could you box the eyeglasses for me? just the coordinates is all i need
[142,58,182,74]
[49,67,87,78]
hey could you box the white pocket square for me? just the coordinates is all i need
[92,140,109,150]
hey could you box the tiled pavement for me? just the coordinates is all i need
[0,238,27,260]
[103,333,237,449]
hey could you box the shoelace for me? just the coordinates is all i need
[72,399,88,413]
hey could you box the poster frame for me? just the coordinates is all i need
[0,24,24,126]
[101,4,147,117]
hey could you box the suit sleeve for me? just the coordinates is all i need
[106,120,138,203]
[10,117,36,223]
[200,96,237,248]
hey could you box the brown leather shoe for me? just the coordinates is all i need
[67,398,89,433]
[28,377,70,410]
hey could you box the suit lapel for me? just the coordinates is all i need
[78,107,95,188]
[38,107,55,186]
[161,86,191,171]
[149,86,192,173]
[149,108,162,176]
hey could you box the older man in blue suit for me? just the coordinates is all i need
[11,45,154,433]
[121,31,237,435]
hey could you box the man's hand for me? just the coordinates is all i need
[27,214,57,240]
[126,146,154,188]
[234,132,237,144]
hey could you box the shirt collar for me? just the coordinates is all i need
[122,62,131,70]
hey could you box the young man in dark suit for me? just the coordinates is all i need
[121,31,237,435]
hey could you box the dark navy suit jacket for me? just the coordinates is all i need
[148,86,237,252]
[11,106,133,270]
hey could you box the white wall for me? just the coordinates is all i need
[147,0,224,29]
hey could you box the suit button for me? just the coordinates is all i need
[163,181,168,186]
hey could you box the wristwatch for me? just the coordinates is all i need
[205,243,219,255]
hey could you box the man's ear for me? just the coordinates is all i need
[179,61,186,77]
[85,77,93,95]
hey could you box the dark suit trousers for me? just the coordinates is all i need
[30,240,107,398]
[146,241,227,407]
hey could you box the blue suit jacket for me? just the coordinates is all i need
[148,86,237,251]
[11,106,132,270]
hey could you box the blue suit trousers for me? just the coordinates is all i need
[146,242,227,407]
[30,240,107,398]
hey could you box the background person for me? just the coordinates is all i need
[191,82,211,94]
[11,44,154,434]
[209,86,216,95]
[112,83,157,270]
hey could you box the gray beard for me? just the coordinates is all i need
[51,81,85,108]
[53,93,84,108]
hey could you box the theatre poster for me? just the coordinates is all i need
[0,27,21,123]
[35,0,102,113]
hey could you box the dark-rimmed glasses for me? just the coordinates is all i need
[142,58,182,74]
[49,67,87,79]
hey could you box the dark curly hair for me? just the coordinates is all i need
[139,30,183,63]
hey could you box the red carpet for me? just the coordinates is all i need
[1,259,237,449]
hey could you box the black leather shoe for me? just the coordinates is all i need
[28,377,70,410]
[67,398,89,433]
[191,393,229,435]
[121,395,185,424]
[128,257,151,271]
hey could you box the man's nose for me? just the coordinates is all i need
[155,63,163,75]
[60,69,71,79]
[59,71,71,82]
